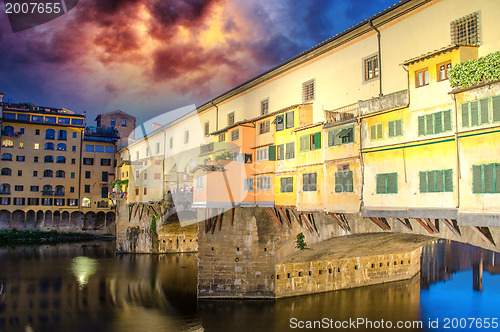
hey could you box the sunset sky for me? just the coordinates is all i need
[0,0,398,124]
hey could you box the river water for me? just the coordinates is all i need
[0,239,498,332]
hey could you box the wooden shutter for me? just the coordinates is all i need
[280,178,286,193]
[435,170,444,192]
[418,116,425,136]
[268,145,276,161]
[376,174,386,194]
[387,173,397,193]
[370,125,376,140]
[480,98,489,124]
[388,121,395,137]
[313,132,321,150]
[496,164,500,193]
[434,112,443,133]
[427,170,435,192]
[444,169,453,192]
[472,165,482,193]
[461,103,469,127]
[426,114,434,135]
[470,101,479,126]
[419,171,427,193]
[303,174,309,191]
[277,145,284,160]
[345,171,353,192]
[492,96,500,122]
[484,164,494,193]
[376,124,383,139]
[328,130,334,146]
[395,120,402,136]
[335,172,342,193]
[443,110,452,131]
[311,173,317,191]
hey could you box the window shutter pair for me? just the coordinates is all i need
[268,145,276,161]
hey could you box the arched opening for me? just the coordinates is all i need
[61,211,70,227]
[12,210,25,230]
[57,143,66,151]
[53,211,61,228]
[43,170,53,178]
[95,212,106,229]
[56,156,66,164]
[3,125,14,135]
[1,153,12,161]
[45,129,55,140]
[36,210,44,229]
[71,211,82,228]
[26,210,36,229]
[0,210,11,230]
[1,168,12,176]
[57,130,67,140]
[44,155,54,163]
[1,139,13,148]
[44,142,54,150]
[106,212,116,225]
[55,170,65,178]
[83,212,95,230]
[44,211,53,228]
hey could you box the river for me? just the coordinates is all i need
[0,239,498,331]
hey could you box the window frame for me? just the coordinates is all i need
[302,79,315,103]
[415,68,429,88]
[363,54,379,82]
[437,61,452,82]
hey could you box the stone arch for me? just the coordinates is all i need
[61,211,70,228]
[106,212,116,225]
[71,211,83,229]
[95,211,106,229]
[12,210,25,230]
[36,210,44,229]
[44,211,53,228]
[83,212,95,230]
[0,210,10,230]
[26,210,36,229]
[53,211,61,228]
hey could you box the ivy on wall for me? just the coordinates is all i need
[449,51,500,88]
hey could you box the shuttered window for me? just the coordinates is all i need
[256,176,271,191]
[376,173,397,194]
[275,114,284,131]
[462,97,500,128]
[300,132,321,152]
[277,144,285,160]
[285,142,295,159]
[268,145,276,161]
[328,125,354,146]
[472,163,500,193]
[418,110,452,136]
[335,171,353,193]
[388,120,403,137]
[243,178,254,191]
[419,169,453,193]
[285,111,294,129]
[280,177,293,193]
[303,173,317,192]
[493,96,500,122]
[370,123,383,140]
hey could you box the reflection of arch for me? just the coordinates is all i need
[26,210,36,229]
[12,210,25,230]
[62,211,70,227]
[71,211,82,228]
[106,212,116,225]
[44,211,53,227]
[95,212,106,229]
[0,210,11,229]
[53,211,61,227]
[36,210,44,229]
[84,212,95,230]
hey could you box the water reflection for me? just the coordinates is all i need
[0,239,498,332]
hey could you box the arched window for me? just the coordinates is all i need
[1,140,13,148]
[3,126,14,135]
[1,153,12,161]
[97,200,109,208]
[82,198,91,208]
[45,129,55,139]
[43,170,53,177]
[55,170,65,178]
[44,142,54,150]
[42,185,53,195]
[55,185,65,196]
[57,130,67,140]
[0,183,10,193]
[56,143,66,151]
[44,155,54,163]
[56,156,66,164]
[1,168,11,176]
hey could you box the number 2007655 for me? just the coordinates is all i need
[5,2,62,14]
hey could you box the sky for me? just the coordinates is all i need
[0,0,399,125]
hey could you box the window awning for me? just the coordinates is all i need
[338,127,352,138]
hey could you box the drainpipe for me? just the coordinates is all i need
[452,93,460,209]
[401,65,411,183]
[211,99,218,132]
[369,19,382,97]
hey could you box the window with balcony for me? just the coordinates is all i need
[42,185,53,196]
[55,185,65,196]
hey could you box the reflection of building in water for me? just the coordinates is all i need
[0,242,199,331]
[420,239,500,289]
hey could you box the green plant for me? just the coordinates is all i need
[295,232,307,250]
[449,51,500,88]
[109,179,129,192]
[214,151,233,162]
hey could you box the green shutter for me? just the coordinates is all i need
[300,136,307,152]
[370,125,376,140]
[387,173,398,194]
[418,116,425,136]
[335,172,342,193]
[484,164,494,193]
[376,174,386,194]
[388,121,395,137]
[426,114,434,135]
[492,96,500,122]
[427,171,435,192]
[345,171,353,192]
[435,170,444,192]
[377,124,383,139]
[419,171,427,193]
[461,103,469,127]
[313,132,321,149]
[480,98,489,124]
[496,164,500,193]
[328,130,334,146]
[268,145,276,161]
[395,120,402,136]
[472,165,482,193]
[443,110,452,132]
[444,169,453,192]
[280,178,285,192]
[470,101,479,126]
[434,112,443,133]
